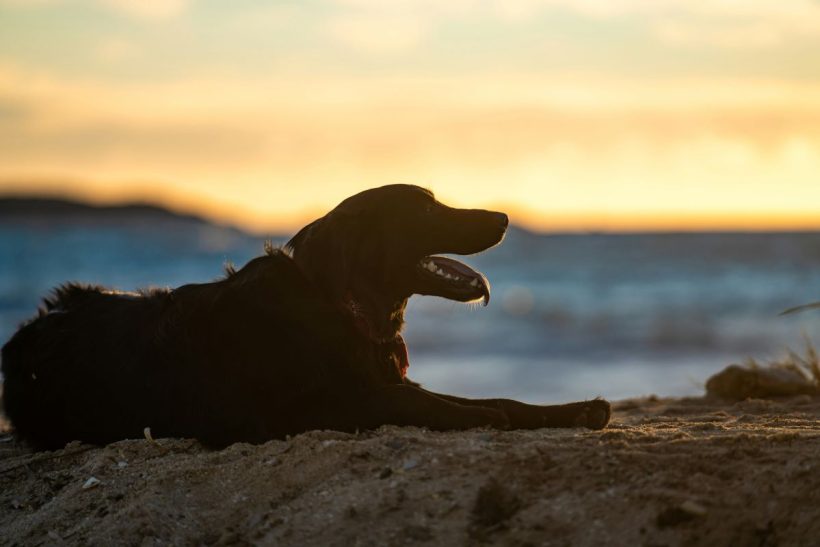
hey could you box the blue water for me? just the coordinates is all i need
[2,220,819,403]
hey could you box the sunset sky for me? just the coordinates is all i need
[1,0,819,232]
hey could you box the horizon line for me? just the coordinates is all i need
[2,188,820,236]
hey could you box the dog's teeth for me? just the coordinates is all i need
[426,262,436,272]
[470,279,479,287]
[436,269,445,276]
[445,274,453,279]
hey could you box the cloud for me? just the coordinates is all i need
[0,0,62,6]
[549,0,820,47]
[97,0,190,20]
[95,37,142,63]
[654,19,784,48]
[3,61,820,153]
[0,0,192,19]
[325,14,427,53]
[488,0,820,21]
[322,0,820,50]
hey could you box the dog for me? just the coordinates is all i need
[1,184,610,450]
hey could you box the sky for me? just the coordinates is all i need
[1,0,819,232]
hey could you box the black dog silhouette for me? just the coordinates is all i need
[2,185,610,449]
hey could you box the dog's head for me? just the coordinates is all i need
[287,184,508,341]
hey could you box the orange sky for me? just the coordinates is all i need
[1,1,819,232]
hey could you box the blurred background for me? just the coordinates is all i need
[1,0,819,402]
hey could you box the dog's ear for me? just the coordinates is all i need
[286,211,367,301]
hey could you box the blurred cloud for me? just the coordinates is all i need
[488,0,820,23]
[95,38,142,63]
[97,0,190,20]
[326,14,427,53]
[0,0,62,5]
[571,0,820,49]
[653,20,782,49]
[0,0,191,19]
[323,0,820,50]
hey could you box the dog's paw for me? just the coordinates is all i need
[572,399,611,430]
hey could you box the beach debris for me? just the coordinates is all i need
[143,427,156,443]
[679,500,707,517]
[706,364,817,400]
[143,426,170,454]
[82,476,101,490]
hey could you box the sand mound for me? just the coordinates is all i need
[3,396,820,546]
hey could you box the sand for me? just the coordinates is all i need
[2,395,820,546]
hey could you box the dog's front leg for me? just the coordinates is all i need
[350,385,510,431]
[421,391,611,430]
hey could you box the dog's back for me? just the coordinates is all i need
[1,250,397,449]
[2,283,182,449]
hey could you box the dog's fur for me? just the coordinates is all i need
[1,185,610,450]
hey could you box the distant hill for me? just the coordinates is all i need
[0,196,210,224]
[0,196,264,239]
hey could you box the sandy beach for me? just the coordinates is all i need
[2,393,820,546]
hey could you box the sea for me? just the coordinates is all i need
[2,217,819,403]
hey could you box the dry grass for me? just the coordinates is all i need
[745,336,820,388]
[752,300,820,385]
[780,301,820,316]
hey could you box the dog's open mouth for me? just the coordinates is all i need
[416,256,491,306]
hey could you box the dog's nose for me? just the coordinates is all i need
[494,212,509,229]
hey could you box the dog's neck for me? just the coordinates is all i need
[343,289,407,343]
[344,290,410,377]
